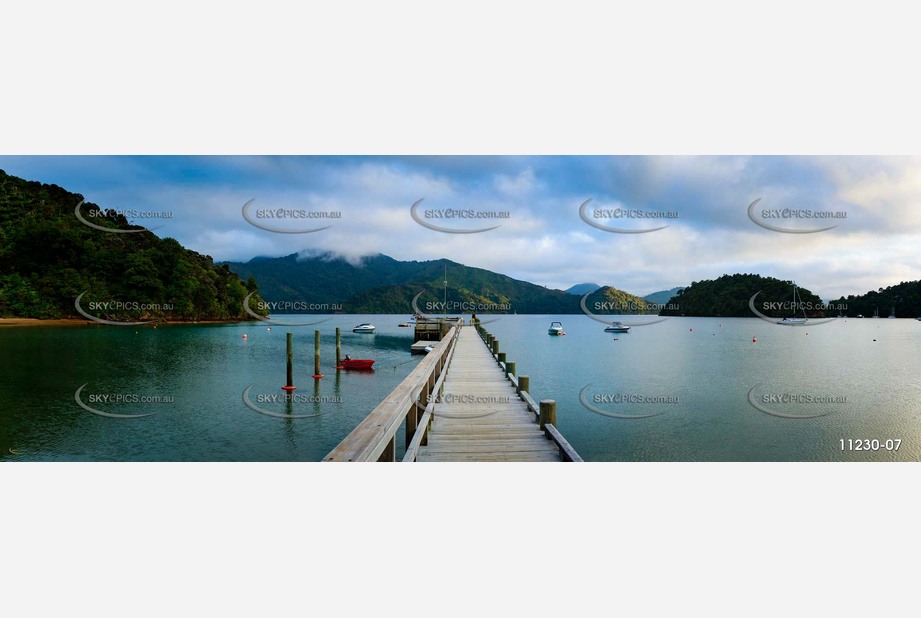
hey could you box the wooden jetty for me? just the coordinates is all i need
[324,322,582,462]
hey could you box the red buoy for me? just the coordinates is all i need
[242,334,247,339]
[752,337,757,343]
[281,385,296,391]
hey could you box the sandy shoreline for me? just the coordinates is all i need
[0,318,247,327]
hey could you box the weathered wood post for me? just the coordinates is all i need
[282,332,296,391]
[518,375,529,396]
[505,361,515,378]
[539,400,557,432]
[335,327,342,370]
[492,338,499,355]
[497,352,506,366]
[313,329,324,379]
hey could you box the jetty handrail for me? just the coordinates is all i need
[402,330,461,462]
[324,324,461,462]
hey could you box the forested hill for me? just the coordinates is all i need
[225,251,666,315]
[659,274,825,317]
[831,281,921,318]
[0,169,265,321]
[227,253,581,314]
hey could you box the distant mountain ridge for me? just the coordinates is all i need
[564,283,602,295]
[643,287,684,305]
[225,252,660,315]
[226,252,583,314]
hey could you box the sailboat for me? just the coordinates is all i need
[888,306,896,319]
[777,282,808,325]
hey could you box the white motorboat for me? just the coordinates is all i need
[548,321,565,336]
[604,321,631,333]
[353,323,376,333]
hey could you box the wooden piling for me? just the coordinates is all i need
[518,375,529,396]
[335,327,342,369]
[539,400,556,432]
[497,352,506,365]
[313,329,324,379]
[282,332,296,391]
[505,361,515,378]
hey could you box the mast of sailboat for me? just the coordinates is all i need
[443,263,447,322]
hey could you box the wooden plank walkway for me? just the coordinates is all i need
[416,328,562,462]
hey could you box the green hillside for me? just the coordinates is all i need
[660,274,824,318]
[0,169,265,321]
[226,253,582,314]
[831,281,921,318]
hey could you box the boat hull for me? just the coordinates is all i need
[342,359,375,370]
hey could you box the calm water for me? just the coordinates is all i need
[3,314,921,461]
[1,316,424,462]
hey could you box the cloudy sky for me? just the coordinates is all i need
[1,155,919,300]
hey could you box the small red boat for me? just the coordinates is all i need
[341,359,375,370]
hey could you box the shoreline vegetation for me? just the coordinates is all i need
[0,169,268,323]
[0,317,251,327]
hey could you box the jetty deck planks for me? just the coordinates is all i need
[417,328,562,462]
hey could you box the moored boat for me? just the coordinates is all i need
[341,358,375,369]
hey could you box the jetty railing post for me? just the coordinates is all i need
[492,338,499,356]
[505,361,515,379]
[335,327,342,370]
[283,332,296,391]
[539,400,557,433]
[406,400,418,451]
[497,352,506,366]
[313,329,324,379]
[379,436,396,462]
[518,375,529,397]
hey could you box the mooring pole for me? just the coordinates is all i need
[335,327,342,370]
[282,332,296,391]
[313,329,324,379]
